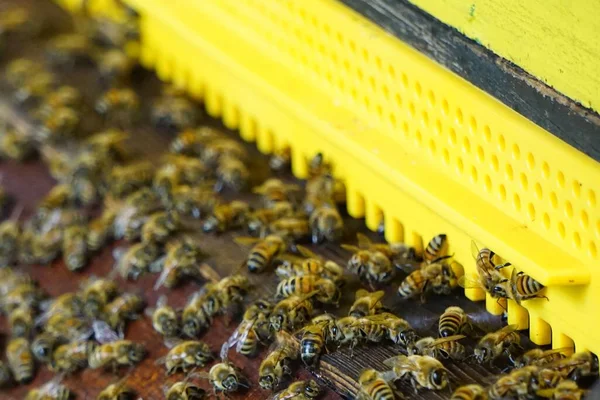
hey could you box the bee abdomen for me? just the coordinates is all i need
[247,250,268,273]
[301,335,323,366]
[439,314,462,337]
[424,234,447,261]
[371,381,395,400]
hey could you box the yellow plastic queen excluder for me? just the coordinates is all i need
[56,0,600,354]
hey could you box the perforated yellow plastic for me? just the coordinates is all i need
[56,0,600,354]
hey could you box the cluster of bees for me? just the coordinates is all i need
[0,2,597,400]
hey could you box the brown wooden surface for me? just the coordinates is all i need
[0,1,543,399]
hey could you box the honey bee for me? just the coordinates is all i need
[147,295,179,338]
[276,275,340,305]
[349,289,385,318]
[157,340,214,374]
[215,155,250,192]
[214,274,250,309]
[181,286,216,338]
[0,361,11,388]
[202,138,248,167]
[6,337,34,383]
[270,293,316,332]
[44,313,91,341]
[169,127,226,156]
[253,179,301,206]
[31,332,62,364]
[235,235,287,273]
[490,268,547,305]
[102,293,145,332]
[113,242,160,281]
[153,239,217,290]
[303,173,346,214]
[1,282,44,314]
[0,268,31,296]
[202,357,249,396]
[224,299,273,357]
[37,184,75,216]
[422,234,448,264]
[97,379,136,400]
[37,292,82,323]
[50,337,96,373]
[87,209,118,252]
[96,48,136,84]
[332,316,362,349]
[376,313,418,347]
[309,204,343,244]
[8,305,34,338]
[546,351,599,381]
[438,306,471,337]
[275,245,344,282]
[168,185,218,219]
[165,380,206,400]
[62,224,89,271]
[342,251,394,288]
[89,321,146,370]
[153,155,209,202]
[83,129,129,161]
[536,380,587,400]
[0,125,36,161]
[356,369,396,400]
[151,96,200,131]
[351,315,390,345]
[25,376,71,400]
[259,331,299,390]
[203,200,251,233]
[409,335,466,360]
[13,71,56,105]
[109,162,154,199]
[474,324,521,364]
[80,276,119,319]
[269,216,310,241]
[397,260,455,300]
[450,384,487,400]
[246,201,295,235]
[462,241,509,294]
[511,348,567,369]
[269,148,291,174]
[36,106,80,142]
[46,33,91,66]
[488,365,539,400]
[35,85,81,120]
[273,379,320,400]
[299,315,334,367]
[0,207,22,265]
[95,87,139,124]
[113,188,163,240]
[383,354,449,392]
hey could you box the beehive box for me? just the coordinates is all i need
[54,0,600,356]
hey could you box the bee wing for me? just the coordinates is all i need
[163,337,182,349]
[149,255,167,275]
[470,240,482,260]
[234,236,260,246]
[495,324,520,342]
[93,320,123,344]
[356,233,372,249]
[424,335,466,348]
[295,245,320,260]
[112,246,128,261]
[355,289,369,299]
[457,275,485,290]
[234,320,257,353]
[156,294,168,308]
[219,341,231,361]
[197,263,220,283]
[340,244,361,253]
[539,347,571,360]
[382,354,408,368]
[379,370,398,383]
[271,389,299,400]
[153,258,175,291]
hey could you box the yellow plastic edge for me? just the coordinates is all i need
[56,0,600,354]
[409,0,600,112]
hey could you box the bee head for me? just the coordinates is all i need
[305,380,320,398]
[429,368,448,389]
[474,346,487,363]
[258,374,274,390]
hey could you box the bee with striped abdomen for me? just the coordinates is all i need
[491,267,547,305]
[235,235,287,273]
[151,95,200,132]
[215,155,249,193]
[252,178,301,206]
[546,351,599,381]
[269,216,310,241]
[383,354,449,392]
[276,274,340,305]
[224,299,273,357]
[157,340,213,374]
[438,306,471,337]
[511,348,567,369]
[409,335,467,360]
[141,210,180,244]
[259,331,299,390]
[97,378,136,400]
[270,293,316,333]
[422,234,447,264]
[80,277,119,319]
[349,289,385,318]
[102,293,144,332]
[8,305,34,338]
[450,384,487,400]
[113,242,160,281]
[299,315,335,367]
[356,369,396,400]
[273,379,320,400]
[309,204,343,244]
[6,337,34,383]
[153,239,217,290]
[89,321,146,370]
[87,208,117,252]
[275,245,344,282]
[474,324,521,364]
[181,284,218,338]
[246,201,295,235]
[147,295,179,338]
[50,336,96,373]
[203,200,251,233]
